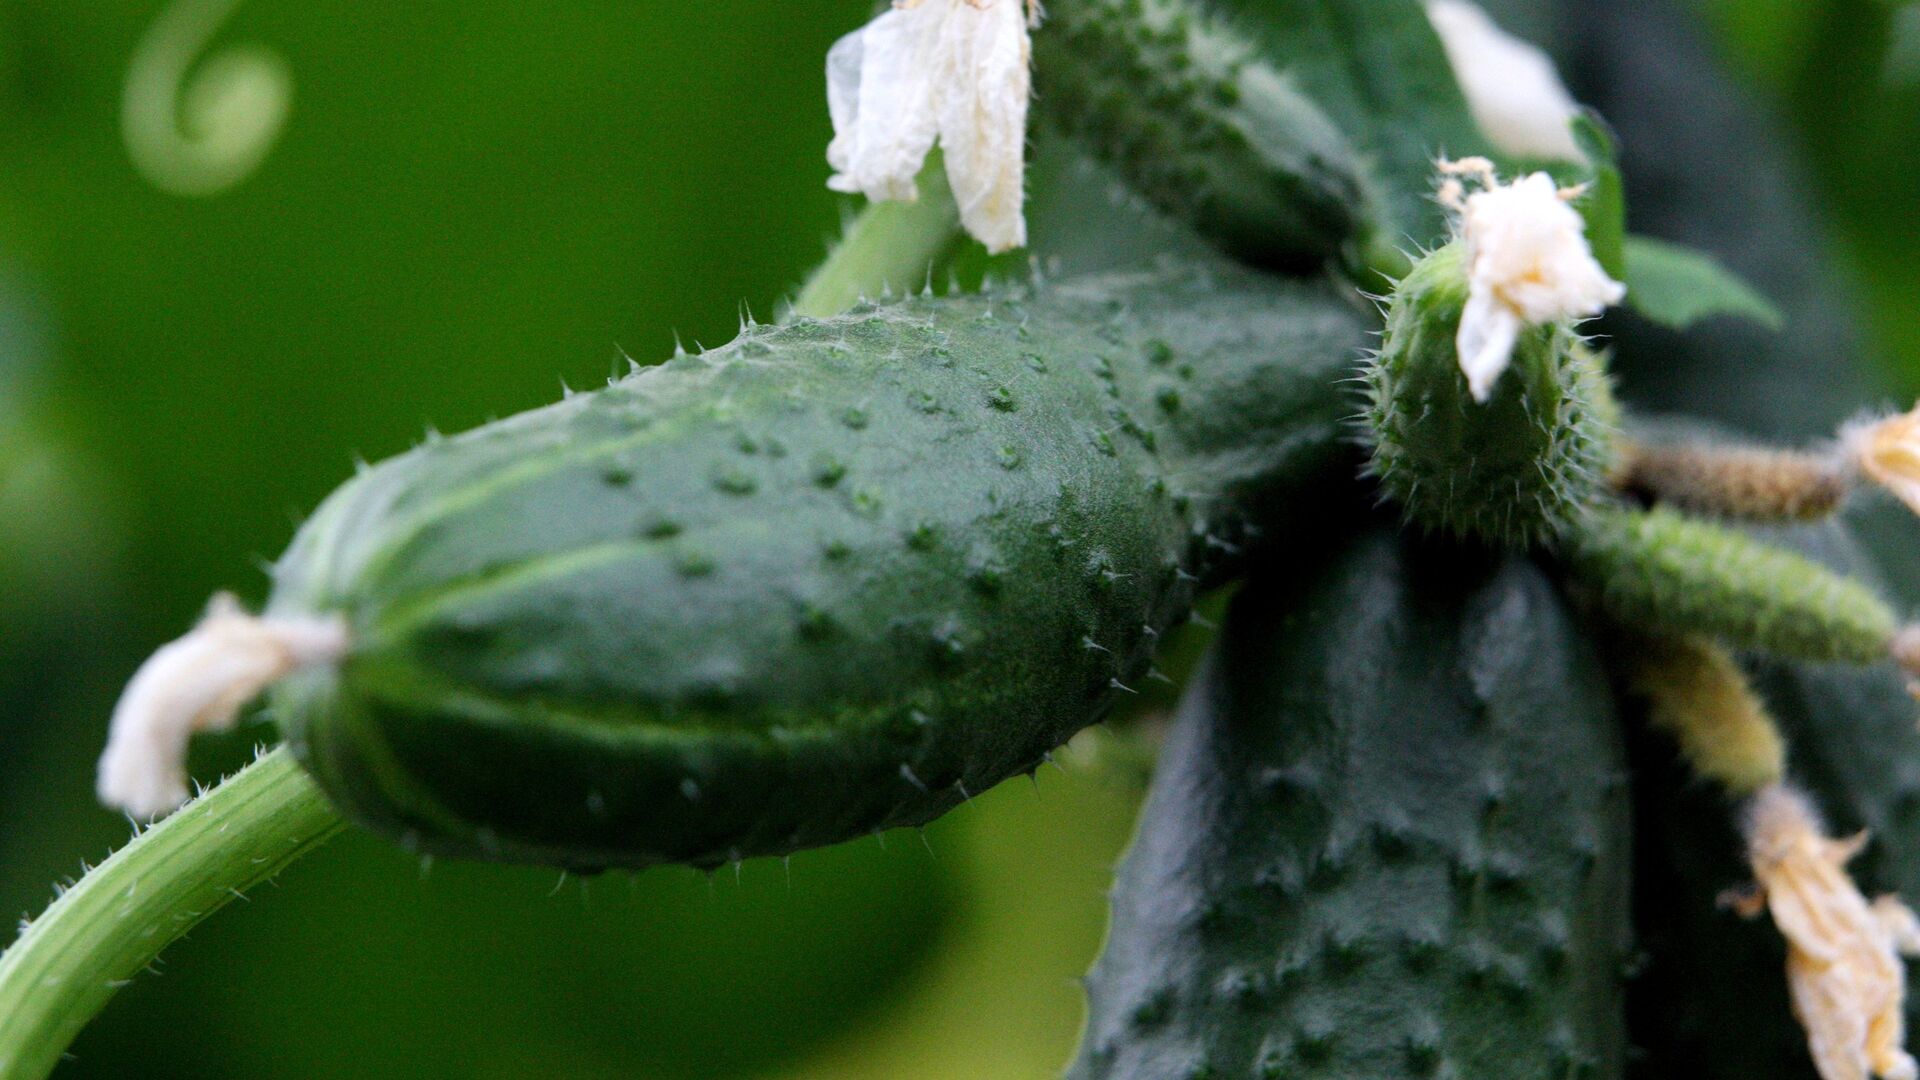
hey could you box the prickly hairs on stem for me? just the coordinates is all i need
[1607,402,1920,527]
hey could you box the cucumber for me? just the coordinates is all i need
[263,262,1370,871]
[1036,0,1367,269]
[1362,241,1617,547]
[1563,506,1900,665]
[1071,530,1632,1079]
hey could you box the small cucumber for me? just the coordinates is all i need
[1563,506,1899,665]
[1036,0,1367,269]
[1071,530,1631,1079]
[1363,241,1618,547]
[264,263,1370,870]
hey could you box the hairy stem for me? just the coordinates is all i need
[791,159,961,319]
[0,748,342,1080]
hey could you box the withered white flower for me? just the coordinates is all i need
[826,0,1038,254]
[1443,162,1625,402]
[1740,784,1920,1080]
[1424,0,1584,163]
[1843,405,1920,521]
[98,594,348,819]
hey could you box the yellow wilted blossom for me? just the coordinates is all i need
[1738,784,1920,1080]
[1845,405,1920,521]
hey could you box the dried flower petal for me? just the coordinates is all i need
[98,594,348,819]
[826,0,1036,253]
[1743,784,1920,1080]
[1844,406,1920,520]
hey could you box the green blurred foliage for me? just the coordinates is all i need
[1702,0,1920,394]
[3,1,1920,1078]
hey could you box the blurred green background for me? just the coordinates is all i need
[0,1,1916,1077]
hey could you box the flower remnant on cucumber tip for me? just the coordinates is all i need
[1844,405,1920,522]
[1736,784,1920,1080]
[1438,158,1624,403]
[97,593,348,820]
[825,0,1041,253]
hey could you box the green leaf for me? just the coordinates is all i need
[1571,112,1628,282]
[1623,236,1785,331]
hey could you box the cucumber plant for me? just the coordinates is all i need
[5,1,1920,1079]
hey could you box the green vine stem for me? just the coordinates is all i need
[790,158,961,319]
[0,748,342,1080]
[0,185,949,1079]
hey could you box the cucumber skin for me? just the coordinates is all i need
[265,265,1370,871]
[1037,0,1365,269]
[1071,531,1631,1079]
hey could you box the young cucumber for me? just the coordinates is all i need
[1363,242,1618,548]
[1072,531,1631,1079]
[1037,0,1367,269]
[265,263,1370,871]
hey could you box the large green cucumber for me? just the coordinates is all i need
[1036,0,1367,269]
[263,263,1370,871]
[1071,530,1632,1079]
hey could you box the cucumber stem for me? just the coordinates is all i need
[0,747,342,1080]
[791,157,961,319]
